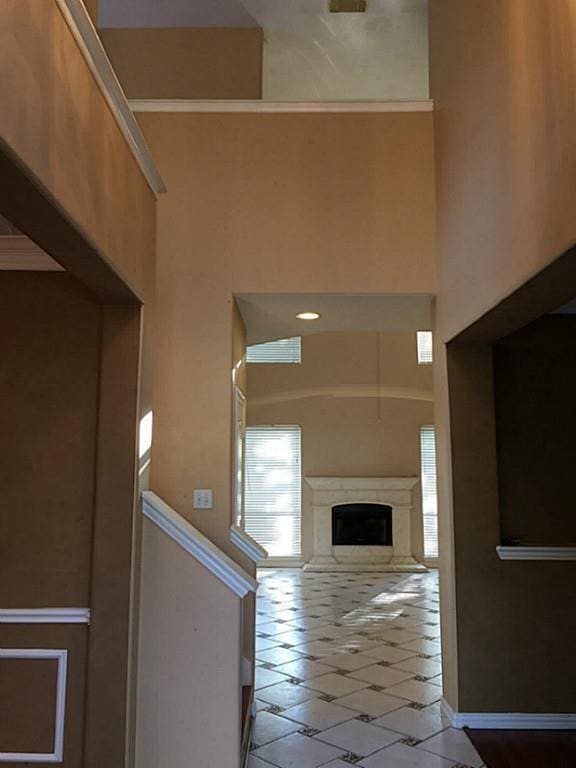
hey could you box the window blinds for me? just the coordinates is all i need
[420,425,439,559]
[417,331,433,364]
[246,337,301,364]
[244,426,302,557]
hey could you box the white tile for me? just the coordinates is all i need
[362,645,418,664]
[348,665,416,688]
[416,727,484,767]
[257,681,319,708]
[373,703,451,740]
[304,673,369,697]
[253,711,301,745]
[318,719,401,756]
[376,629,422,645]
[384,679,442,706]
[321,653,377,672]
[399,639,441,656]
[256,637,283,652]
[336,689,406,717]
[257,647,305,666]
[252,732,343,768]
[282,698,358,729]
[256,667,291,690]
[259,621,296,636]
[359,742,455,768]
[391,656,442,678]
[274,659,334,680]
[247,755,276,768]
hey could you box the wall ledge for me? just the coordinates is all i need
[0,608,90,624]
[230,524,268,563]
[442,698,576,730]
[496,546,576,561]
[55,0,166,194]
[142,492,257,597]
[129,99,433,114]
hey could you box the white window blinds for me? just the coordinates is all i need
[420,425,439,559]
[244,426,302,557]
[417,331,433,364]
[246,337,301,364]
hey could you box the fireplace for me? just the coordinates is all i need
[332,504,392,546]
[304,476,426,572]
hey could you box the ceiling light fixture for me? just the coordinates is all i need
[296,311,321,320]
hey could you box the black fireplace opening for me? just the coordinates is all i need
[332,503,393,546]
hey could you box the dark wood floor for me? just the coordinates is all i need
[466,729,576,768]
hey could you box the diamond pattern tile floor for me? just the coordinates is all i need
[251,569,482,768]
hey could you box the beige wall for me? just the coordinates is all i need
[139,111,436,562]
[136,517,242,768]
[247,332,434,562]
[100,27,263,100]
[431,0,576,342]
[430,0,576,713]
[0,0,156,302]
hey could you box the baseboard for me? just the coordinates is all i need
[442,698,576,730]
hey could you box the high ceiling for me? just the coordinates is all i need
[236,293,433,345]
[99,0,429,101]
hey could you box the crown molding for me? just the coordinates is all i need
[142,492,257,597]
[129,99,433,114]
[55,0,166,194]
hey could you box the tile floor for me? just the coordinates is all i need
[249,569,485,768]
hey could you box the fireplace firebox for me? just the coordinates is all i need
[332,503,393,546]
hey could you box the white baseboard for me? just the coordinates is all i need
[442,698,576,730]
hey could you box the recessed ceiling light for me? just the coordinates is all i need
[296,311,321,320]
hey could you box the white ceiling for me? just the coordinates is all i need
[244,0,429,100]
[99,0,429,101]
[236,293,433,345]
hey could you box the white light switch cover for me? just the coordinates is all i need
[193,489,213,509]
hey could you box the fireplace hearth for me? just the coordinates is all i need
[332,503,393,546]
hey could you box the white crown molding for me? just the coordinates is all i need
[142,492,257,597]
[129,99,433,114]
[442,698,576,730]
[55,0,166,195]
[250,386,434,407]
[0,608,90,624]
[0,649,68,763]
[230,525,268,563]
[0,236,64,271]
[496,546,576,561]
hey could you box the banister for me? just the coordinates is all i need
[142,492,257,597]
[230,524,268,563]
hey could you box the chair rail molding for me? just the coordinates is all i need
[0,649,68,763]
[130,99,433,114]
[442,698,576,730]
[142,492,257,597]
[55,0,166,194]
[230,524,268,563]
[0,608,90,623]
[496,546,576,561]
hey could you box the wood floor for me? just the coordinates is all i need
[466,729,576,768]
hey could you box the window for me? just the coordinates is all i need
[244,426,302,557]
[417,331,433,364]
[420,425,439,559]
[246,337,301,364]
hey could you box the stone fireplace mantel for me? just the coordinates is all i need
[304,476,426,572]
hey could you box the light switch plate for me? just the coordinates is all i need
[193,489,213,509]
